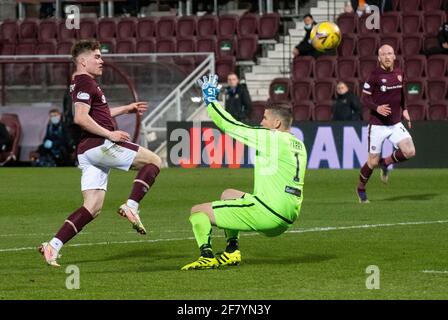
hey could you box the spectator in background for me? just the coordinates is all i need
[0,121,11,152]
[332,81,362,121]
[292,14,318,58]
[31,109,73,167]
[350,0,392,16]
[425,23,448,56]
[225,73,252,124]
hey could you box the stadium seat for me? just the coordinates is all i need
[116,39,136,53]
[357,13,378,33]
[391,0,400,10]
[292,101,313,121]
[427,78,448,101]
[0,43,15,55]
[313,101,333,121]
[313,56,336,79]
[291,56,314,80]
[15,42,34,55]
[250,101,267,123]
[269,78,291,103]
[359,56,379,80]
[137,17,157,40]
[423,11,446,34]
[196,35,217,63]
[337,33,357,56]
[422,0,443,11]
[423,33,440,52]
[156,37,176,53]
[217,36,236,57]
[404,78,426,101]
[428,101,448,120]
[136,39,156,53]
[336,12,357,34]
[176,16,197,37]
[380,12,401,33]
[258,13,279,39]
[78,19,97,39]
[236,34,258,60]
[401,12,423,34]
[395,55,404,69]
[427,55,448,78]
[218,15,238,36]
[34,41,57,84]
[215,56,236,80]
[404,55,426,78]
[117,18,137,39]
[98,18,117,40]
[38,19,58,42]
[291,79,313,102]
[336,57,358,80]
[156,16,176,38]
[405,101,427,120]
[99,39,116,54]
[0,20,18,43]
[402,34,423,56]
[197,15,218,36]
[314,80,336,102]
[399,0,421,12]
[36,41,56,54]
[175,37,196,71]
[357,34,379,57]
[19,19,37,43]
[380,34,402,54]
[58,20,76,41]
[238,13,258,36]
[56,40,75,54]
[0,113,21,166]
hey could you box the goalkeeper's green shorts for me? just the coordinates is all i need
[212,193,293,237]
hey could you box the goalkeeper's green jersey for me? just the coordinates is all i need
[207,101,307,222]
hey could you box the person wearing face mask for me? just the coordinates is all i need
[332,81,362,121]
[292,14,318,58]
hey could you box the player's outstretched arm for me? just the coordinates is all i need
[110,102,148,118]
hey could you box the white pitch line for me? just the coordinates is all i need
[421,270,448,274]
[1,219,448,253]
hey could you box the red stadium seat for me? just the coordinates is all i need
[291,79,313,102]
[380,34,402,55]
[156,37,176,53]
[117,18,136,39]
[36,41,56,54]
[402,34,423,56]
[137,17,157,40]
[423,33,440,52]
[426,55,448,78]
[19,19,38,43]
[56,40,74,54]
[250,101,267,123]
[197,15,218,37]
[391,0,400,10]
[176,16,197,37]
[337,12,357,34]
[175,36,196,74]
[337,33,356,56]
[423,11,446,34]
[336,57,358,80]
[15,42,34,54]
[380,12,401,33]
[313,101,333,121]
[401,12,423,34]
[359,56,379,81]
[313,56,336,79]
[357,13,378,34]
[399,0,421,12]
[196,35,217,63]
[58,20,77,41]
[394,55,404,69]
[291,56,314,80]
[314,79,336,102]
[116,39,136,53]
[404,78,426,102]
[258,13,279,39]
[136,39,156,53]
[38,19,58,42]
[218,15,238,36]
[405,101,427,120]
[236,34,258,60]
[217,36,236,58]
[269,78,291,103]
[428,101,448,120]
[34,41,57,84]
[215,56,235,80]
[1,43,15,55]
[78,19,97,39]
[98,18,117,40]
[156,16,176,38]
[0,20,18,43]
[427,78,448,101]
[357,34,379,57]
[422,0,443,11]
[292,101,313,121]
[0,113,21,166]
[238,13,258,36]
[404,55,426,78]
[11,42,34,85]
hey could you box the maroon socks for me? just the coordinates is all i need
[381,150,408,167]
[128,163,160,204]
[358,163,373,190]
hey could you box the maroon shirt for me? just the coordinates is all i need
[70,74,116,154]
[362,66,405,126]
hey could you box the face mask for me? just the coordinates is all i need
[50,116,61,125]
[304,23,312,30]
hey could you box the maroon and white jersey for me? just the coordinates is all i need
[362,66,405,126]
[70,74,116,154]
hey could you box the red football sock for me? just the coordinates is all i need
[129,163,160,203]
[54,206,93,244]
[358,163,373,189]
[382,150,408,166]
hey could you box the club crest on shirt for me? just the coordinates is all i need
[381,78,387,83]
[397,75,402,82]
[380,85,387,92]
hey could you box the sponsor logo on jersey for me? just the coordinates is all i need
[380,84,402,92]
[77,92,90,100]
[363,82,371,89]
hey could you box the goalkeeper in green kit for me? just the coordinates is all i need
[181,74,307,270]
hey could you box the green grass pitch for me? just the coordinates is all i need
[0,167,447,299]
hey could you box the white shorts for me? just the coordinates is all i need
[77,139,139,191]
[368,122,412,154]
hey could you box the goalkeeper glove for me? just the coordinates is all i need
[197,74,221,105]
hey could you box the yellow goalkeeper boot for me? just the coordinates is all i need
[181,256,219,270]
[215,250,241,266]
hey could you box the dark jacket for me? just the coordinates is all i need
[437,23,448,47]
[295,21,317,57]
[0,122,11,151]
[225,84,252,122]
[36,121,73,166]
[332,91,362,121]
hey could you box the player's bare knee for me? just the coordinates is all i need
[149,154,162,168]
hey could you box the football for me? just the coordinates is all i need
[310,21,342,52]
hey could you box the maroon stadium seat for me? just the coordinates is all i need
[404,55,426,78]
[197,15,218,36]
[428,101,448,120]
[337,12,357,34]
[401,12,423,34]
[136,39,156,53]
[405,101,427,120]
[250,101,267,123]
[19,19,38,43]
[313,101,333,121]
[357,34,379,57]
[175,36,196,74]
[196,35,217,63]
[56,40,74,54]
[0,20,18,43]
[98,18,117,40]
[258,13,279,39]
[58,20,77,41]
[391,0,400,10]
[404,78,426,101]
[395,55,404,69]
[357,14,378,34]
[117,18,136,39]
[292,101,313,121]
[38,19,58,42]
[0,113,21,165]
[236,34,258,60]
[423,11,446,34]
[422,0,443,11]
[337,33,356,56]
[291,56,314,80]
[269,78,291,103]
[336,57,358,80]
[78,19,97,39]
[156,16,176,38]
[217,36,236,57]
[427,78,448,101]
[380,34,402,54]
[137,17,157,40]
[116,39,136,53]
[15,42,34,54]
[313,56,336,79]
[426,55,448,78]
[399,0,421,12]
[359,56,379,81]
[36,41,56,54]
[1,43,15,55]
[218,15,238,36]
[291,79,313,102]
[34,41,57,84]
[423,33,440,52]
[380,12,401,33]
[12,42,34,85]
[176,16,197,37]
[237,13,258,36]
[215,56,236,80]
[402,34,423,56]
[156,37,176,53]
[314,79,336,102]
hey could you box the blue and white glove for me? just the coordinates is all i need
[43,139,53,149]
[197,74,222,105]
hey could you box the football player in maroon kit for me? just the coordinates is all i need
[357,44,416,203]
[39,40,162,266]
